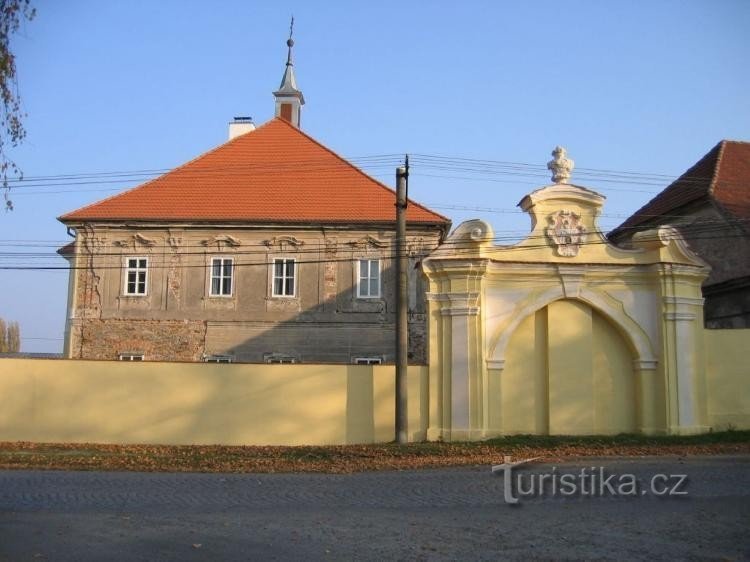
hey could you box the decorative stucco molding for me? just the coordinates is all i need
[263,235,302,251]
[113,233,157,248]
[663,296,705,306]
[664,312,697,321]
[633,359,659,370]
[487,286,657,368]
[346,235,386,250]
[556,265,586,298]
[324,238,338,255]
[546,210,587,257]
[631,226,710,269]
[547,146,574,184]
[486,359,505,371]
[166,231,182,250]
[425,219,493,261]
[201,234,242,248]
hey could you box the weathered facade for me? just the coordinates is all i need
[58,38,449,364]
[609,140,750,328]
[60,225,442,363]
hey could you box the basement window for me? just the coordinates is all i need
[124,257,148,295]
[204,355,233,363]
[119,353,144,361]
[264,353,298,364]
[354,357,383,365]
[210,257,234,296]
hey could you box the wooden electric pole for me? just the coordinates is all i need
[395,159,409,444]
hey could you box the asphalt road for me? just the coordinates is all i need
[1,456,748,561]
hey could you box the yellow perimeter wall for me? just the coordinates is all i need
[705,329,750,430]
[0,359,428,446]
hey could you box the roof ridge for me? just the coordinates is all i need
[270,117,451,223]
[707,140,727,197]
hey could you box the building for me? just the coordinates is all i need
[609,140,750,328]
[57,35,450,364]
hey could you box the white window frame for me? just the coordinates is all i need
[357,258,381,299]
[353,357,382,365]
[271,257,297,298]
[119,353,144,361]
[124,256,148,296]
[204,355,233,363]
[209,257,234,297]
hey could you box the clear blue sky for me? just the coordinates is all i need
[2,0,749,352]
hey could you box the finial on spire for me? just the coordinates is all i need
[286,16,295,65]
[547,146,574,183]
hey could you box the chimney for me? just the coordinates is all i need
[229,116,256,140]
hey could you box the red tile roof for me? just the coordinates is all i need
[59,118,449,226]
[610,140,750,237]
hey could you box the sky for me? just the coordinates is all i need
[1,0,749,353]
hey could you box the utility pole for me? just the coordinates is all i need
[395,158,409,444]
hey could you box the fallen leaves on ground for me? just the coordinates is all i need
[0,432,747,474]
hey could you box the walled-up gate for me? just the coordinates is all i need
[422,148,710,440]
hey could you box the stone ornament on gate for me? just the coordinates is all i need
[546,210,587,257]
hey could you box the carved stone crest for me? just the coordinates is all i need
[546,210,587,257]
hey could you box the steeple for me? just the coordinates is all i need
[274,17,305,128]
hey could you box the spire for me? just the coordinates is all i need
[274,17,305,128]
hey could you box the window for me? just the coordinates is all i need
[354,357,382,365]
[210,257,234,296]
[265,353,298,364]
[358,259,380,298]
[119,353,144,361]
[124,257,148,295]
[204,355,232,363]
[272,258,296,297]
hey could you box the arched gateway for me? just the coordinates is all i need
[422,148,710,440]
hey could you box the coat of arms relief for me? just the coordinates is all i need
[546,210,587,257]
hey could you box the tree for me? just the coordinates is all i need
[0,0,35,211]
[7,320,19,351]
[0,318,20,352]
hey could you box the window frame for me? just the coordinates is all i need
[204,355,233,363]
[264,353,298,364]
[209,256,234,297]
[119,353,144,361]
[357,258,381,299]
[123,256,149,296]
[353,357,383,365]
[271,256,297,298]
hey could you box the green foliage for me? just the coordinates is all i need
[0,0,35,211]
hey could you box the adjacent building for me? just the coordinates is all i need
[609,140,750,328]
[58,37,450,363]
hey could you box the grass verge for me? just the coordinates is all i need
[0,430,747,474]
